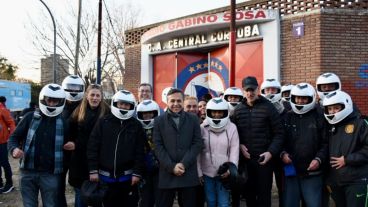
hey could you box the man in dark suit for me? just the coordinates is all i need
[153,88,203,207]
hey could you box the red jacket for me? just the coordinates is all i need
[0,103,15,144]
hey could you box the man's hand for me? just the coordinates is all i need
[89,173,99,182]
[307,159,320,171]
[131,176,140,186]
[330,156,345,169]
[173,163,185,176]
[12,148,24,159]
[282,153,292,164]
[259,152,272,165]
[240,144,250,159]
[63,141,75,150]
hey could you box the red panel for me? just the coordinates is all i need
[235,41,264,88]
[152,41,263,108]
[152,53,176,109]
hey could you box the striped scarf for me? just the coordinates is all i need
[20,113,64,174]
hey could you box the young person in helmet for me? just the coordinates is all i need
[8,83,73,207]
[260,78,287,207]
[282,83,328,207]
[316,72,361,118]
[87,90,145,207]
[223,87,243,116]
[260,79,287,114]
[61,75,85,207]
[136,99,160,207]
[316,72,341,102]
[197,97,239,207]
[62,75,85,118]
[153,88,203,207]
[322,91,368,207]
[68,84,110,207]
[281,84,294,111]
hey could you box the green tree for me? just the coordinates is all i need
[0,57,18,80]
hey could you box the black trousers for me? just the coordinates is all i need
[139,172,159,207]
[104,181,139,207]
[330,183,367,207]
[157,186,197,207]
[243,159,273,207]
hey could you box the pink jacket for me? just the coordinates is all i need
[197,119,239,178]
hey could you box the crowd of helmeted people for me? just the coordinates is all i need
[1,72,367,207]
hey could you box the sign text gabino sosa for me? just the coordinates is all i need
[141,9,276,44]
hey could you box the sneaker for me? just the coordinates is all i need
[1,185,14,194]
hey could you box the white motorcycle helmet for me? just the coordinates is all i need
[316,72,341,100]
[161,87,173,105]
[322,91,353,124]
[260,79,282,102]
[62,75,85,102]
[281,84,294,102]
[136,100,160,129]
[223,87,243,112]
[290,83,316,114]
[206,97,229,129]
[111,90,136,120]
[39,83,66,117]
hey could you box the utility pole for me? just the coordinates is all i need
[74,0,82,75]
[39,0,57,83]
[97,0,102,84]
[229,0,236,87]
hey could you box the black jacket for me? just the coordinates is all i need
[87,114,145,178]
[327,112,368,185]
[283,107,328,176]
[8,110,69,173]
[68,106,105,188]
[231,95,284,158]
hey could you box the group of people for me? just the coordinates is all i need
[0,71,367,207]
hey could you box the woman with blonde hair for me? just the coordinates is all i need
[68,84,110,207]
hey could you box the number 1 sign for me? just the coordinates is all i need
[292,22,304,38]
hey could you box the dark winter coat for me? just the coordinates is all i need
[231,95,284,158]
[153,110,203,189]
[283,107,328,176]
[68,106,104,188]
[327,112,368,185]
[87,114,145,178]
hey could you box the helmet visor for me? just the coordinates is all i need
[41,96,65,107]
[64,84,84,92]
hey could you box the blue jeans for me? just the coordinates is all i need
[284,175,323,207]
[0,143,12,185]
[74,188,88,207]
[20,170,62,207]
[203,175,230,207]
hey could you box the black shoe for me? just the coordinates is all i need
[1,185,14,194]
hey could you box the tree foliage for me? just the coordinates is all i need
[0,57,18,80]
[27,1,142,89]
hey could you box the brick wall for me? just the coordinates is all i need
[320,9,368,115]
[124,45,141,98]
[280,10,322,84]
[281,9,368,115]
